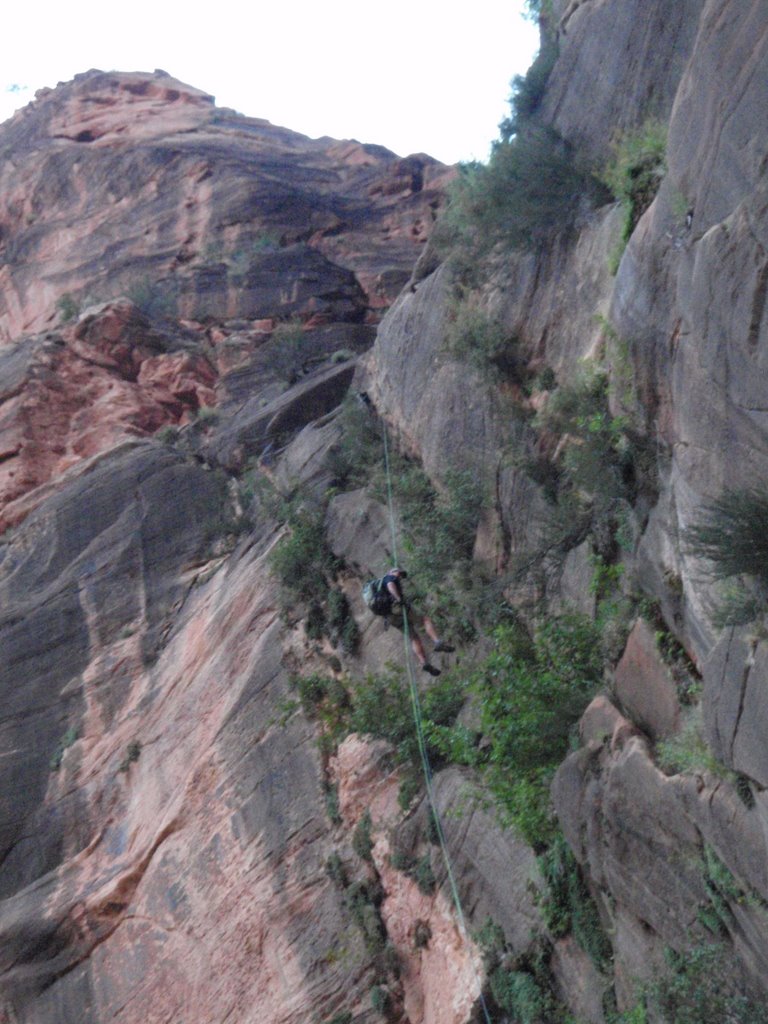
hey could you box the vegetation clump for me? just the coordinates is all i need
[643,943,765,1024]
[684,486,768,626]
[536,832,612,971]
[436,125,596,273]
[602,118,667,270]
[50,727,78,772]
[428,614,602,848]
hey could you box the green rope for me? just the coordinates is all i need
[378,412,493,1024]
[381,420,400,566]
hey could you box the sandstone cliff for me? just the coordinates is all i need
[3,3,768,1022]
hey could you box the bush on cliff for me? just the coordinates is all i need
[684,487,768,626]
[444,289,524,382]
[428,614,603,848]
[499,35,559,140]
[602,118,667,270]
[435,125,592,270]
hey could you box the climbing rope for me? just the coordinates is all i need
[379,411,494,1024]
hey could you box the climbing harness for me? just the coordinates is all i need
[379,409,494,1024]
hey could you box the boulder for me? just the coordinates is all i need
[613,618,680,740]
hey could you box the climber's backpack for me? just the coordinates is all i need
[363,576,392,616]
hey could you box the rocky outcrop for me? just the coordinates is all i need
[0,300,216,531]
[0,69,451,342]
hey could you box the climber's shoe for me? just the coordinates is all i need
[433,640,455,653]
[422,663,441,677]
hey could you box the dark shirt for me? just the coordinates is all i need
[381,573,403,607]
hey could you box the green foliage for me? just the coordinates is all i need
[56,292,79,322]
[326,395,384,489]
[370,985,391,1015]
[684,488,768,582]
[194,405,219,423]
[349,665,468,771]
[269,501,339,604]
[381,460,487,637]
[445,615,602,846]
[500,37,558,139]
[684,487,768,627]
[427,617,602,842]
[352,810,374,862]
[655,706,724,777]
[324,781,342,825]
[698,844,767,937]
[537,833,612,971]
[156,424,180,445]
[327,588,360,654]
[345,880,385,953]
[645,943,766,1024]
[413,854,436,895]
[50,726,78,772]
[436,126,595,270]
[490,969,547,1024]
[602,119,667,264]
[444,290,521,380]
[517,363,652,588]
[288,663,467,795]
[126,275,178,319]
[325,852,348,888]
[397,771,422,810]
[118,740,142,773]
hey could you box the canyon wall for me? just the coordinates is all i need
[3,2,768,1021]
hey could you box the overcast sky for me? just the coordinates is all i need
[0,1,539,165]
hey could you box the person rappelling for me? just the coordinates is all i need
[363,567,454,676]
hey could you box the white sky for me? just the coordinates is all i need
[0,1,539,165]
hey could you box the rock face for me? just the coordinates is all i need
[5,2,768,1022]
[0,69,451,343]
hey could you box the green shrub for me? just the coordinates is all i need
[436,125,594,268]
[270,502,339,604]
[324,781,342,825]
[126,275,178,319]
[516,363,652,586]
[327,588,360,653]
[370,985,391,1015]
[345,880,385,953]
[397,771,422,810]
[500,37,558,139]
[444,291,521,380]
[450,615,602,846]
[156,425,180,445]
[326,395,384,489]
[645,943,765,1024]
[325,852,348,888]
[684,487,768,627]
[352,810,374,862]
[118,740,142,773]
[56,292,79,322]
[50,726,78,772]
[537,833,612,971]
[602,119,666,262]
[490,969,547,1024]
[684,488,768,582]
[384,461,486,598]
[414,854,436,895]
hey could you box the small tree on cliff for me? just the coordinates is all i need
[684,487,768,625]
